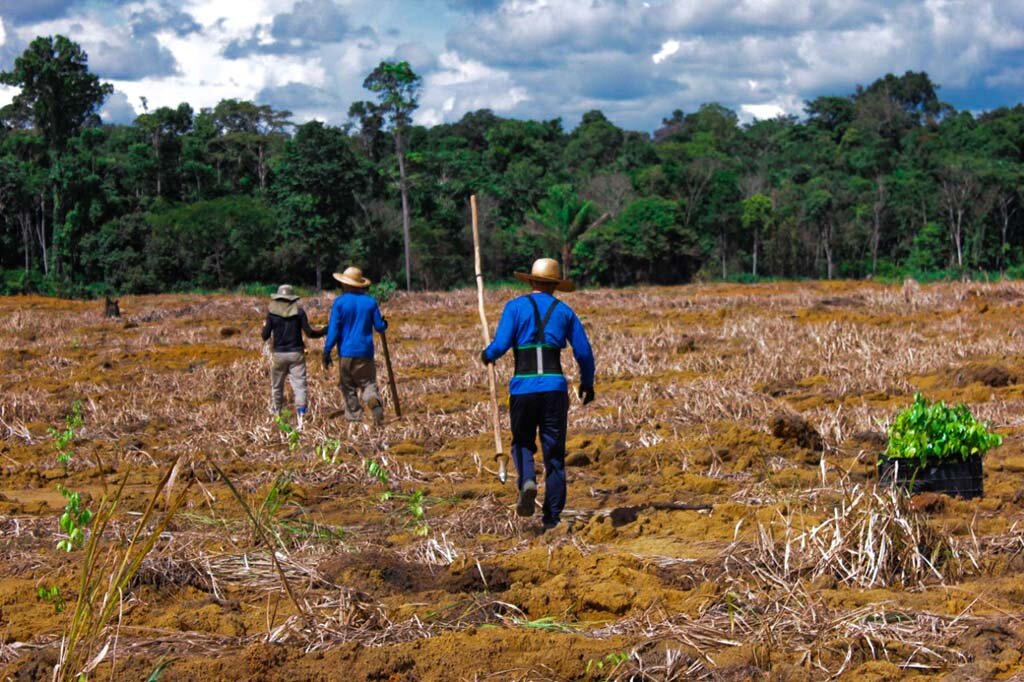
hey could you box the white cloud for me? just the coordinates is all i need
[1,0,1021,132]
[0,84,15,108]
[651,39,679,64]
[738,94,802,122]
[99,90,138,123]
[418,51,529,125]
[111,27,327,113]
[985,67,1024,89]
[740,103,785,120]
[439,0,1024,128]
[182,0,287,34]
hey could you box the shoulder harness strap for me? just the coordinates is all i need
[525,295,560,346]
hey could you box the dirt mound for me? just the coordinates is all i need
[816,295,863,308]
[910,492,947,514]
[317,550,436,595]
[759,379,796,397]
[6,648,57,682]
[848,430,888,449]
[675,334,698,353]
[244,642,289,678]
[953,619,1024,679]
[950,363,1017,388]
[443,563,511,593]
[769,412,823,451]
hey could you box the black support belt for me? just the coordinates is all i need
[513,295,564,377]
[513,344,563,377]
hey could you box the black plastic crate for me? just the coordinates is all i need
[877,453,983,499]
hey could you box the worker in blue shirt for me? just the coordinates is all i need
[481,258,595,530]
[322,266,388,426]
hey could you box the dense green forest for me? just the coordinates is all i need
[1,35,1022,296]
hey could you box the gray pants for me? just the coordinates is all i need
[271,351,307,413]
[338,357,382,423]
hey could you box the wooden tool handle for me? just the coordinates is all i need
[472,195,507,481]
[380,330,401,417]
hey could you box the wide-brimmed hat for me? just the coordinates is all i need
[271,284,300,301]
[333,266,372,288]
[514,258,574,292]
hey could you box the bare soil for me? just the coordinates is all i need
[3,281,1024,680]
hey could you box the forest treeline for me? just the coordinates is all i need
[1,35,1022,296]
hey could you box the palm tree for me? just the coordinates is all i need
[528,184,609,275]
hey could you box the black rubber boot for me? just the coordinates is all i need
[517,479,537,517]
[367,397,385,427]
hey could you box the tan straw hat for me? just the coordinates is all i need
[332,266,372,288]
[271,284,300,301]
[514,258,575,292]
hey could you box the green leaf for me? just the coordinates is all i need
[882,393,1001,467]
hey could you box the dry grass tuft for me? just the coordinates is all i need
[740,484,964,589]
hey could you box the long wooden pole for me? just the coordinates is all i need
[471,195,507,484]
[379,330,401,417]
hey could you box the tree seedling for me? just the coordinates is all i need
[882,392,1002,467]
[36,585,65,613]
[274,410,300,451]
[585,651,629,679]
[48,400,84,473]
[380,488,432,536]
[315,437,342,464]
[56,484,92,552]
[365,458,389,485]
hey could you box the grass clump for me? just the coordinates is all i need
[56,458,193,681]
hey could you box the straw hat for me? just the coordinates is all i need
[514,258,575,292]
[271,284,300,301]
[333,266,372,288]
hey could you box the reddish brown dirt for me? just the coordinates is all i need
[3,282,1024,680]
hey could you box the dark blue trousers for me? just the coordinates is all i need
[509,390,569,525]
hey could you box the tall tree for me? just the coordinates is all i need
[990,165,1021,273]
[0,36,112,152]
[207,99,292,194]
[804,184,837,279]
[0,35,111,276]
[270,121,362,288]
[937,162,982,269]
[135,102,193,198]
[359,60,422,290]
[741,193,773,277]
[564,110,623,175]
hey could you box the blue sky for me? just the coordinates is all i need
[0,0,1021,132]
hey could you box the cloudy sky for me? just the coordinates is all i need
[0,0,1021,132]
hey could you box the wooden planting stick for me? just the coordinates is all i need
[471,194,507,484]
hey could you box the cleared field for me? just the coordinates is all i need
[3,280,1024,681]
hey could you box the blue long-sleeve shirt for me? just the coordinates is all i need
[483,292,595,396]
[323,292,387,359]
